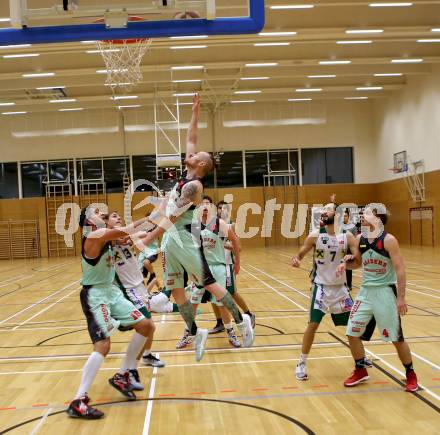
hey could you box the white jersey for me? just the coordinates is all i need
[312,229,347,286]
[113,242,144,288]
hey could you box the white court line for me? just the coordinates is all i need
[246,264,311,300]
[407,288,440,300]
[408,282,440,294]
[0,281,79,325]
[0,274,32,288]
[30,407,52,435]
[142,353,159,435]
[12,286,81,330]
[33,261,73,272]
[0,352,398,376]
[241,266,307,311]
[365,347,440,402]
[410,351,440,371]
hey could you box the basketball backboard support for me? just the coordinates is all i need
[0,1,264,45]
[392,151,426,202]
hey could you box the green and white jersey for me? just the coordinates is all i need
[222,220,235,265]
[166,173,203,231]
[360,232,397,287]
[341,222,358,236]
[311,227,347,286]
[201,218,226,266]
[80,238,115,287]
[113,242,144,289]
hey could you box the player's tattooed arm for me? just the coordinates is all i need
[291,231,318,267]
[174,180,203,210]
[385,234,408,316]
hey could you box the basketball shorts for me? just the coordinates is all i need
[226,264,236,295]
[121,282,152,320]
[80,284,145,343]
[147,292,175,313]
[189,263,227,306]
[163,229,215,290]
[347,285,404,343]
[310,283,353,326]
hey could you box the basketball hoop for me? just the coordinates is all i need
[95,17,152,94]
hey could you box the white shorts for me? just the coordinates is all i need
[147,292,174,313]
[312,283,352,314]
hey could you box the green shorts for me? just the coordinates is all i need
[80,284,145,343]
[163,229,215,290]
[226,264,236,295]
[190,263,227,306]
[347,285,404,342]
[309,283,353,326]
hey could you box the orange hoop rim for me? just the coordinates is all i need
[94,16,150,45]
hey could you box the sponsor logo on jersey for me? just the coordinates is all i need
[382,328,389,338]
[101,304,109,323]
[339,240,345,245]
[130,309,142,320]
[350,300,362,318]
[316,249,324,259]
[377,239,384,250]
[352,327,361,333]
[343,297,353,310]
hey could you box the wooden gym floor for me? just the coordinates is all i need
[0,246,439,434]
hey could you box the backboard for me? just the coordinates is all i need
[0,1,264,45]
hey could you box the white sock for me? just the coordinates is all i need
[143,348,151,357]
[224,323,233,330]
[120,333,147,373]
[300,353,308,363]
[75,351,105,399]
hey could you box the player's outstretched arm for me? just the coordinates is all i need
[291,232,318,267]
[186,94,200,158]
[385,234,408,315]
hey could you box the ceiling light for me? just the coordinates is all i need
[170,45,207,49]
[308,75,336,78]
[170,35,208,39]
[171,65,204,70]
[270,5,314,9]
[231,100,256,103]
[259,31,297,36]
[86,49,121,53]
[254,42,291,47]
[22,72,55,78]
[0,102,15,106]
[240,77,270,80]
[37,86,66,90]
[0,44,31,49]
[172,79,202,83]
[417,39,440,43]
[319,60,351,65]
[432,28,440,32]
[111,95,138,100]
[245,62,279,67]
[369,2,413,7]
[118,105,141,109]
[234,90,262,94]
[345,97,369,100]
[345,29,384,34]
[0,18,11,22]
[2,111,27,115]
[391,58,423,63]
[356,86,383,90]
[374,73,402,77]
[295,88,322,92]
[173,92,197,97]
[3,53,40,58]
[337,40,372,44]
[49,98,77,103]
[288,98,312,101]
[59,108,84,112]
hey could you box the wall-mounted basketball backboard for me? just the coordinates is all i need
[1,0,264,45]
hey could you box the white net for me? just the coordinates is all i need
[96,38,152,93]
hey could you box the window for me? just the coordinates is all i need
[301,147,353,185]
[22,162,47,197]
[0,163,18,199]
[103,158,130,193]
[77,159,103,181]
[269,150,289,172]
[289,150,300,185]
[216,151,243,188]
[132,155,158,191]
[48,160,71,183]
[245,151,268,187]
